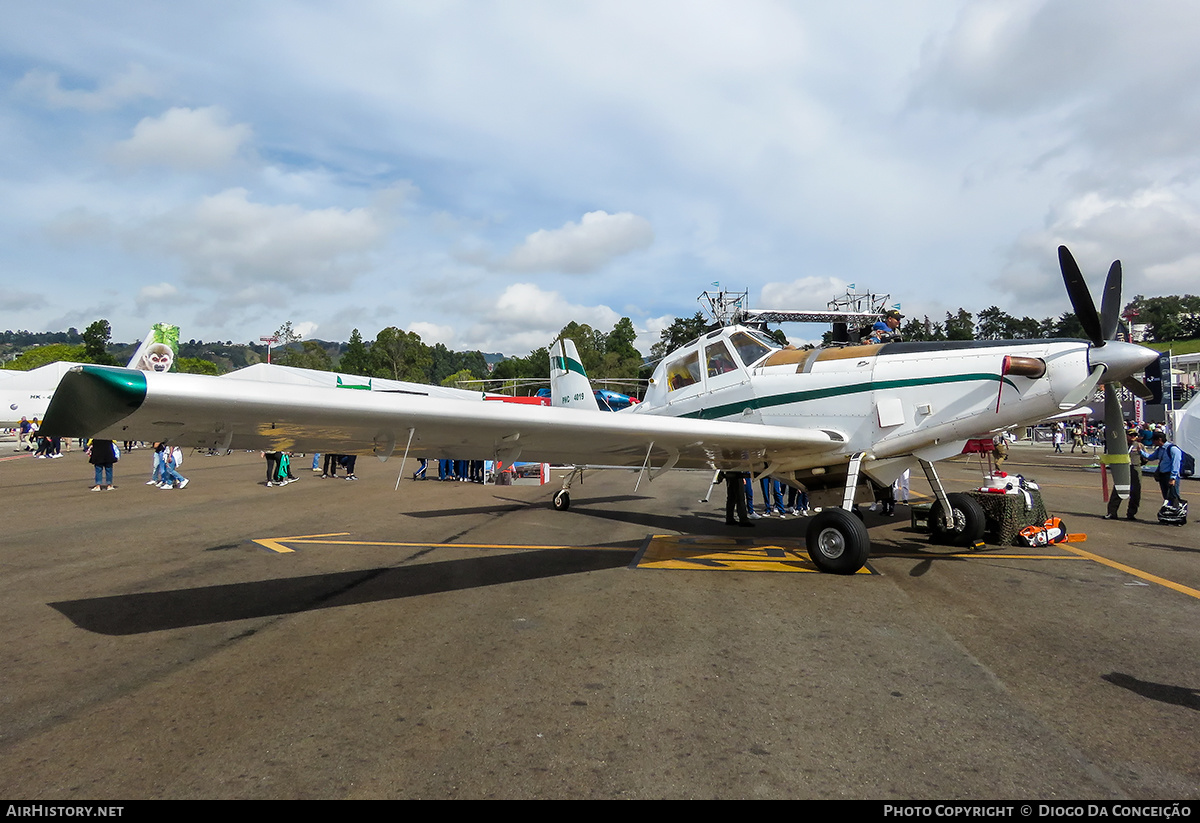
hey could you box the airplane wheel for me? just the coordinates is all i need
[929,493,986,546]
[806,508,871,574]
[552,490,571,512]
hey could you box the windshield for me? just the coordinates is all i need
[729,331,775,366]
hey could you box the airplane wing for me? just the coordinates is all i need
[42,365,843,470]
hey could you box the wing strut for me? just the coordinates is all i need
[393,427,416,491]
[634,441,656,492]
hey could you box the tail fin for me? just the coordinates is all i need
[126,323,180,373]
[549,338,599,410]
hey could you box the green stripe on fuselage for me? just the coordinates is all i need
[683,372,1017,420]
[551,355,588,377]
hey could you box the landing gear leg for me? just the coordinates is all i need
[804,452,871,574]
[552,466,584,512]
[919,459,986,546]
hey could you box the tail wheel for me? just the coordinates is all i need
[805,508,871,574]
[929,492,986,546]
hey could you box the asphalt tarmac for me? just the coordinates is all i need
[0,442,1196,800]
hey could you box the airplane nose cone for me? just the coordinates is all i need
[1090,341,1160,382]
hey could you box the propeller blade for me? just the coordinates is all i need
[1099,260,1122,341]
[1059,363,1105,410]
[1103,382,1130,494]
[1121,374,1154,401]
[1058,246,1104,345]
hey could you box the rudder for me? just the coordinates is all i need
[549,338,599,410]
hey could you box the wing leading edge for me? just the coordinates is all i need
[43,365,844,470]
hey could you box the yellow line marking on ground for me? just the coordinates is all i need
[252,533,351,553]
[633,534,869,574]
[1057,544,1200,601]
[875,551,1088,560]
[252,533,631,555]
[253,534,1198,596]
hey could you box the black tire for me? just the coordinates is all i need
[806,508,871,574]
[552,490,570,512]
[929,492,986,546]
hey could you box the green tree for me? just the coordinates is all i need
[2,343,86,370]
[1049,312,1085,338]
[900,316,944,342]
[944,309,974,341]
[440,368,478,388]
[339,329,372,375]
[278,341,334,371]
[976,306,1014,340]
[175,357,222,375]
[370,327,432,382]
[491,347,550,386]
[649,312,708,360]
[605,317,640,361]
[82,319,117,365]
[557,321,604,375]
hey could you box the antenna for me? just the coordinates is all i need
[698,287,749,326]
[827,285,892,315]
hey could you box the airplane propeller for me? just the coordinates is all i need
[1057,245,1157,503]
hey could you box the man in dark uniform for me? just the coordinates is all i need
[719,471,753,527]
[1104,428,1143,520]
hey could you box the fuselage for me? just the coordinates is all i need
[633,325,1099,472]
[0,362,80,427]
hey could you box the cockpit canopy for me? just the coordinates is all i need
[650,326,780,402]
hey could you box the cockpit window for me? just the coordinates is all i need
[666,351,702,391]
[705,341,738,377]
[729,331,774,366]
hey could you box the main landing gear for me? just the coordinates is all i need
[919,461,986,547]
[546,456,981,575]
[802,452,872,574]
[800,454,983,574]
[805,507,871,575]
[552,466,584,512]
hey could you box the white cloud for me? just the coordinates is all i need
[15,64,160,111]
[760,276,852,310]
[111,107,252,170]
[1000,186,1200,308]
[293,321,319,339]
[497,210,653,274]
[408,321,455,347]
[132,188,387,296]
[457,283,622,354]
[136,282,179,305]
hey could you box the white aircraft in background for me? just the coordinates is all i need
[42,247,1159,574]
[0,326,178,428]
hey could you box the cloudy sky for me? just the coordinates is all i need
[3,1,1199,355]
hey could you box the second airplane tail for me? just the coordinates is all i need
[549,338,599,411]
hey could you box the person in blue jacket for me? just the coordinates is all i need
[1140,431,1186,509]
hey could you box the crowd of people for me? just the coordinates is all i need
[716,471,822,527]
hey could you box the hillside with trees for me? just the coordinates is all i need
[5,291,1198,388]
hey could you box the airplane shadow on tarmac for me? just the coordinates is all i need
[1102,672,1200,711]
[404,494,649,519]
[49,545,639,636]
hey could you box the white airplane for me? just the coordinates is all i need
[41,248,1159,574]
[1,324,179,428]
